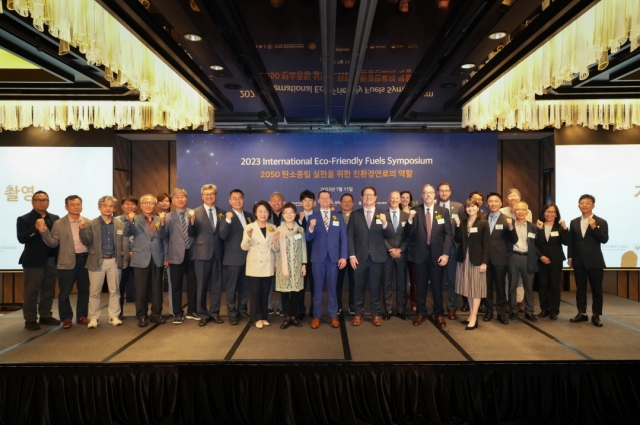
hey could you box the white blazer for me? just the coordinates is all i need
[241,222,276,277]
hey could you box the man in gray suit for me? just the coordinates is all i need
[188,184,226,326]
[122,194,166,327]
[437,182,465,320]
[79,196,130,328]
[382,190,410,320]
[17,190,60,330]
[219,189,254,325]
[40,195,90,329]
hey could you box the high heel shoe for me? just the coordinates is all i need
[465,321,478,330]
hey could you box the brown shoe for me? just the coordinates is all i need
[518,302,524,312]
[62,319,72,329]
[448,309,457,320]
[311,318,321,329]
[351,315,363,326]
[76,316,90,325]
[413,315,426,326]
[330,318,340,328]
[372,316,382,326]
[437,317,447,327]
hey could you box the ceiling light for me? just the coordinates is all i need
[461,63,475,69]
[489,31,508,40]
[183,33,202,42]
[210,65,224,71]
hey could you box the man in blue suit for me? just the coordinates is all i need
[123,194,166,327]
[306,190,348,329]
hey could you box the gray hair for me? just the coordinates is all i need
[505,188,521,198]
[171,187,188,198]
[201,184,217,195]
[270,191,284,200]
[140,194,157,203]
[98,195,118,206]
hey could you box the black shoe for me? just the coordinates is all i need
[550,314,558,321]
[138,317,148,327]
[186,312,200,321]
[397,311,408,321]
[348,308,356,315]
[478,305,487,314]
[539,310,550,318]
[276,309,284,317]
[173,315,184,324]
[296,314,304,321]
[482,313,493,322]
[570,313,588,323]
[39,317,60,326]
[198,318,209,327]
[465,322,478,330]
[591,315,603,327]
[525,313,538,322]
[497,315,509,325]
[118,312,124,320]
[280,320,290,329]
[460,303,470,312]
[25,321,41,331]
[212,316,224,324]
[239,312,250,320]
[509,311,517,320]
[291,317,303,327]
[383,311,392,321]
[267,308,274,315]
[150,315,166,324]
[461,320,469,325]
[229,316,239,326]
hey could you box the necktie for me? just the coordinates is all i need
[392,210,398,231]
[323,211,329,232]
[208,208,214,229]
[366,209,372,229]
[180,212,191,248]
[425,208,432,245]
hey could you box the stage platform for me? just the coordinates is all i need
[1,291,639,424]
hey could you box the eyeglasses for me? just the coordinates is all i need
[362,194,375,198]
[33,198,49,203]
[422,191,435,195]
[141,202,156,206]
[202,193,216,197]
[438,189,451,193]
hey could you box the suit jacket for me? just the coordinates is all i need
[535,223,569,265]
[186,205,226,262]
[123,214,166,268]
[509,221,539,274]
[404,204,453,264]
[297,213,314,260]
[384,209,409,261]
[347,207,391,263]
[219,210,254,266]
[441,201,464,228]
[40,214,90,270]
[17,209,60,268]
[486,212,519,266]
[241,222,276,277]
[568,215,608,268]
[305,210,348,263]
[79,217,130,270]
[339,210,352,226]
[455,217,490,266]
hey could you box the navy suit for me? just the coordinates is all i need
[306,210,348,318]
[484,212,518,317]
[568,215,608,315]
[404,204,453,318]
[219,210,254,317]
[383,209,410,313]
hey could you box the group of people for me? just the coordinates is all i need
[17,182,609,332]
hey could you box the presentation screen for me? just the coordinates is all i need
[177,132,497,213]
[0,147,113,271]
[556,144,639,268]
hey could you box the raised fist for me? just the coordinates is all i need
[309,218,317,229]
[559,219,567,230]
[588,217,596,228]
[126,212,135,222]
[408,210,417,220]
[506,217,513,227]
[78,218,87,229]
[226,212,233,220]
[188,210,195,218]
[379,213,386,224]
[246,228,253,238]
[536,219,543,229]
[35,218,46,232]
[454,217,460,228]
[159,212,166,220]
[298,212,305,222]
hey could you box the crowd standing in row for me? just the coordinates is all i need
[17,183,608,331]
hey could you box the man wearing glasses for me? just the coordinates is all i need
[437,182,464,320]
[568,194,608,327]
[17,191,61,330]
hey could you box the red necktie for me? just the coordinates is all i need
[425,208,432,245]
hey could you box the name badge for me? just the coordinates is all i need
[117,230,123,235]
[375,219,382,225]
[437,219,445,225]
[401,221,406,227]
[294,234,302,240]
[469,227,478,233]
[550,231,559,237]
[332,221,339,226]
[451,214,459,219]
[495,224,504,230]
[528,232,536,238]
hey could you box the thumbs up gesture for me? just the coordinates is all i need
[559,219,567,230]
[379,213,387,225]
[536,219,543,230]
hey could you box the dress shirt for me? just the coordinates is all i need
[204,203,217,228]
[69,217,88,254]
[512,221,529,253]
[309,209,331,233]
[580,214,593,237]
[389,208,400,231]
[99,216,115,256]
[229,209,245,228]
[488,213,500,234]
[440,201,450,209]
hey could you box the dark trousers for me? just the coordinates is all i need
[538,261,562,315]
[169,250,197,317]
[574,265,603,315]
[443,243,459,310]
[57,255,90,321]
[119,265,135,312]
[485,262,508,316]
[133,262,164,319]
[353,255,384,317]
[194,256,222,319]
[336,261,354,312]
[414,248,445,317]
[298,262,314,317]
[224,264,250,316]
[248,276,271,322]
[508,254,534,314]
[383,256,407,313]
[408,262,418,308]
[281,291,301,318]
[22,256,57,322]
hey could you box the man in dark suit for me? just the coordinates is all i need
[306,190,348,329]
[484,192,518,324]
[348,186,391,326]
[382,190,410,320]
[336,193,355,315]
[568,194,609,327]
[508,201,539,322]
[116,195,138,318]
[405,184,453,327]
[219,189,254,325]
[437,182,465,320]
[17,190,61,330]
[187,184,226,326]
